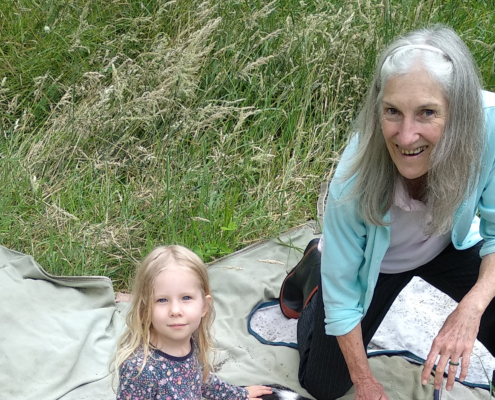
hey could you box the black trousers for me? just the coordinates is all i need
[297,241,495,400]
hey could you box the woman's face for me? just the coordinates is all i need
[381,67,448,181]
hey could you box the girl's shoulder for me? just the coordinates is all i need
[119,346,146,374]
[119,346,172,378]
[117,347,162,399]
[120,346,163,370]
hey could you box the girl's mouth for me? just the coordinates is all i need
[397,145,428,155]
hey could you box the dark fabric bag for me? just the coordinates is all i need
[279,238,321,319]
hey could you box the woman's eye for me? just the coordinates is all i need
[424,109,434,117]
[383,107,401,121]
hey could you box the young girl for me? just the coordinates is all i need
[115,245,272,400]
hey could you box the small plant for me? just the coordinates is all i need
[472,353,495,398]
[491,369,494,398]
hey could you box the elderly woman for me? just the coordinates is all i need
[281,25,495,400]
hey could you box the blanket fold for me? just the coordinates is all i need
[0,245,129,400]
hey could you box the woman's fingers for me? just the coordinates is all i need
[421,348,438,385]
[444,350,470,391]
[354,378,389,400]
[459,351,471,382]
[422,305,479,391]
[445,358,461,391]
[432,352,449,390]
[441,350,471,389]
[424,350,470,391]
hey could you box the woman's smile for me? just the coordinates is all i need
[397,144,428,155]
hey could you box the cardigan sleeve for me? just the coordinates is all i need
[320,136,370,336]
[479,91,495,257]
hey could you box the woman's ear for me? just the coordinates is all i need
[202,294,212,317]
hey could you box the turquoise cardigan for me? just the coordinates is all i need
[321,90,495,336]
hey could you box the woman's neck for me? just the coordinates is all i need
[404,174,427,201]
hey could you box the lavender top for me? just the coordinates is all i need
[117,343,249,400]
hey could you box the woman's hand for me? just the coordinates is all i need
[421,301,481,391]
[354,376,389,400]
[422,252,495,392]
[246,385,272,399]
[336,323,389,400]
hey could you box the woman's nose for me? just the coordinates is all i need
[397,116,420,146]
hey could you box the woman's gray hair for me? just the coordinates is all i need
[344,25,485,235]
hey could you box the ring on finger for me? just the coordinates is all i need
[449,360,460,366]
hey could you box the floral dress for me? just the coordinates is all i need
[117,344,249,400]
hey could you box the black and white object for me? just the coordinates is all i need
[260,385,311,400]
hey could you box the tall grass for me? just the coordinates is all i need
[1,0,494,290]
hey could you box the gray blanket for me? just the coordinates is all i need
[0,245,129,400]
[1,225,492,399]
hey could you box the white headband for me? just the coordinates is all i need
[385,44,451,62]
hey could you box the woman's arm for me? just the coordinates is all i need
[421,252,495,391]
[422,96,495,391]
[337,323,389,400]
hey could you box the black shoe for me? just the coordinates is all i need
[279,238,321,319]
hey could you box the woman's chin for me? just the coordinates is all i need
[397,169,428,181]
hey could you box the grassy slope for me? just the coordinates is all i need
[0,0,494,290]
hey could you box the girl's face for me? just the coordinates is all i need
[150,264,211,357]
[381,67,448,182]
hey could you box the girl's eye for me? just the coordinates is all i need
[158,298,168,303]
[182,296,192,301]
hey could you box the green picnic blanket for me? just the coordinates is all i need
[0,224,491,399]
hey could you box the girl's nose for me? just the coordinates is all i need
[169,302,182,316]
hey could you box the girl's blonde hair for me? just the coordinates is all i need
[115,245,215,381]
